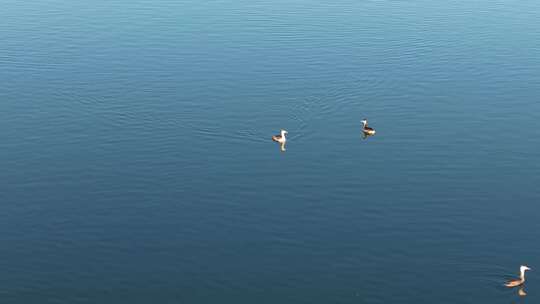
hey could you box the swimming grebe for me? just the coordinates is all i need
[272,129,288,151]
[505,265,531,288]
[361,119,376,136]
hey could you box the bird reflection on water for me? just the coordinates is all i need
[362,132,375,140]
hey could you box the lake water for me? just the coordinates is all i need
[1,0,540,303]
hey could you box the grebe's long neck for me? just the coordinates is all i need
[520,269,527,282]
[281,131,286,138]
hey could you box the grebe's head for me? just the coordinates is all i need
[521,266,531,272]
[361,119,368,126]
[281,129,288,135]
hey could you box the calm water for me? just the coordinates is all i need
[1,0,540,303]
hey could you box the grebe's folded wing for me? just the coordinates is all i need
[505,279,523,287]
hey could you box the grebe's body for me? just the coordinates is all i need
[505,266,531,288]
[361,119,376,136]
[272,129,288,151]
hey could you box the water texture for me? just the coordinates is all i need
[1,0,540,303]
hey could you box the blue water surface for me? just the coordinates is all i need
[1,0,540,303]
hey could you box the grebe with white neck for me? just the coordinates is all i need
[361,119,376,136]
[272,129,288,151]
[505,265,531,288]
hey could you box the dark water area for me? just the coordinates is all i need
[1,0,540,303]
